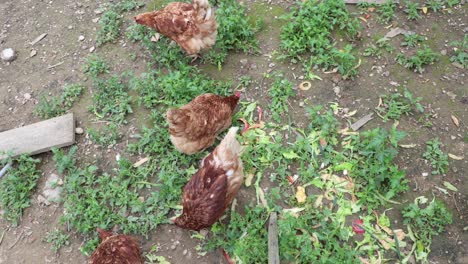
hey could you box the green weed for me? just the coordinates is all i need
[269,74,295,123]
[89,74,133,124]
[423,138,449,175]
[426,0,443,12]
[203,0,259,67]
[449,34,468,68]
[0,155,41,225]
[403,197,452,262]
[83,55,110,79]
[88,123,121,147]
[445,0,461,7]
[401,33,425,48]
[377,0,397,23]
[396,46,439,73]
[96,0,144,46]
[363,38,394,58]
[35,84,84,119]
[376,88,424,121]
[280,0,361,78]
[45,229,70,252]
[405,1,421,20]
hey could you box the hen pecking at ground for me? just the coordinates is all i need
[89,228,143,264]
[166,92,240,154]
[173,126,244,230]
[134,0,217,57]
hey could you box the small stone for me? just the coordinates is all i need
[43,174,63,203]
[37,195,51,206]
[30,49,37,57]
[268,62,276,68]
[382,71,390,77]
[1,48,17,62]
[68,25,73,30]
[422,172,429,177]
[183,249,188,256]
[239,59,248,66]
[78,35,85,41]
[94,9,103,14]
[440,50,447,56]
[24,93,32,100]
[92,18,100,23]
[75,127,84,134]
[89,46,95,53]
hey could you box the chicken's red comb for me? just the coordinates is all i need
[234,91,241,98]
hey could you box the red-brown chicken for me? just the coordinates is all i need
[89,228,143,264]
[166,92,240,154]
[134,0,217,56]
[174,127,244,230]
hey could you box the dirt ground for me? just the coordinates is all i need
[0,0,467,263]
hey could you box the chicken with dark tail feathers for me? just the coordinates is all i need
[173,127,244,230]
[134,0,217,57]
[89,228,143,264]
[166,92,240,154]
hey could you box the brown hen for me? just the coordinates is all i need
[89,228,143,264]
[166,92,240,154]
[174,126,244,230]
[134,0,217,55]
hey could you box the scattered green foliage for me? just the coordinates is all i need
[401,33,425,48]
[426,0,443,12]
[35,84,84,119]
[363,38,394,58]
[280,0,361,78]
[203,0,259,67]
[269,74,295,122]
[205,206,269,263]
[449,34,468,68]
[423,138,449,175]
[83,55,110,79]
[376,88,424,121]
[377,0,397,23]
[445,0,460,7]
[96,0,144,46]
[45,229,70,252]
[396,46,439,73]
[403,197,452,262]
[88,123,121,147]
[0,155,41,225]
[89,75,133,123]
[130,65,230,108]
[405,1,421,20]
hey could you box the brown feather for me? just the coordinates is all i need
[90,230,143,264]
[134,0,217,55]
[174,127,244,231]
[166,93,240,154]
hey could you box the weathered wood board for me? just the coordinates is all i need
[268,212,280,264]
[0,113,75,160]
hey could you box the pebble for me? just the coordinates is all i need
[268,62,276,68]
[24,93,32,100]
[30,49,37,57]
[89,46,95,53]
[43,173,63,203]
[240,59,248,66]
[422,172,429,177]
[92,18,100,23]
[75,127,84,134]
[1,48,16,62]
[68,25,73,30]
[441,49,447,56]
[183,249,188,256]
[79,35,85,41]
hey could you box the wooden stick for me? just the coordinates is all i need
[268,212,280,264]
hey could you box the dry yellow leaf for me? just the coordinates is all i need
[314,195,323,208]
[344,110,358,118]
[257,187,268,208]
[448,153,464,160]
[296,186,307,204]
[451,115,460,127]
[283,207,305,218]
[422,7,428,14]
[245,173,255,187]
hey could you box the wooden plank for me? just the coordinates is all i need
[0,113,75,159]
[268,212,280,264]
[350,113,374,131]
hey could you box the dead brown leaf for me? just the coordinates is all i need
[296,186,307,204]
[451,115,460,127]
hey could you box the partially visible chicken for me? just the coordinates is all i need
[166,92,240,154]
[89,228,143,264]
[174,127,244,230]
[134,0,217,56]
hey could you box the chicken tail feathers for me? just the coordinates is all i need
[166,108,190,135]
[214,127,242,166]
